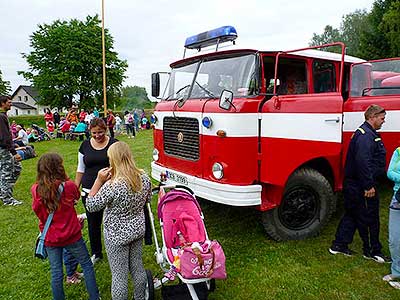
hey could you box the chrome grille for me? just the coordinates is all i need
[163,117,199,160]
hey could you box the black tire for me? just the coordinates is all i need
[262,168,336,241]
[144,269,154,300]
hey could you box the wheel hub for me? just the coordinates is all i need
[279,187,319,230]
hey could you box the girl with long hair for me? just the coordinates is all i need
[32,153,99,300]
[87,141,150,300]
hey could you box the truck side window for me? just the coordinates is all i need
[313,60,336,93]
[277,58,308,95]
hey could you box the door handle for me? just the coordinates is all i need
[324,117,340,123]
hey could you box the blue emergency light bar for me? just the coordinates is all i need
[184,26,238,50]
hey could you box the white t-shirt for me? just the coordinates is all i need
[18,129,28,145]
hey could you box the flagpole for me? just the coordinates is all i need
[101,0,107,116]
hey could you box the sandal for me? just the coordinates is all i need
[383,274,399,282]
[66,274,81,284]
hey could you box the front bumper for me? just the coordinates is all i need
[151,161,261,206]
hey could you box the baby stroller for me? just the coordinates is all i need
[32,124,51,141]
[146,185,226,300]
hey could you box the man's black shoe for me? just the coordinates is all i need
[329,245,354,256]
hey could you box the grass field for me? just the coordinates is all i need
[0,129,398,299]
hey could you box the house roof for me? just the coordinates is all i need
[11,102,37,110]
[11,85,39,101]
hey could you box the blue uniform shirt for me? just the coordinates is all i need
[344,121,386,191]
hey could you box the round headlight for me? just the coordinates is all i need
[202,116,212,129]
[212,162,224,179]
[152,148,159,161]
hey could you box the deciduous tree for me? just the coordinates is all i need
[19,15,127,109]
[0,70,11,95]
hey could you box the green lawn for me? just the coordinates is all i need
[0,130,398,299]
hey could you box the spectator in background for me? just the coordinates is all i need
[115,114,122,133]
[85,110,95,125]
[27,128,39,143]
[66,109,79,124]
[59,118,71,134]
[44,108,54,126]
[10,120,17,139]
[93,108,99,118]
[79,109,88,122]
[14,125,28,147]
[53,109,61,127]
[133,110,140,132]
[106,110,116,138]
[47,121,55,138]
[124,111,135,139]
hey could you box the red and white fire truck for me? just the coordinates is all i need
[150,26,400,241]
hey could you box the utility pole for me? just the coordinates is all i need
[101,0,107,116]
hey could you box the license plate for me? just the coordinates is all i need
[166,170,188,185]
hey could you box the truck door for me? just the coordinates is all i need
[343,58,400,169]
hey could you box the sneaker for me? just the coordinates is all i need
[3,201,13,206]
[329,245,354,256]
[11,199,22,206]
[383,274,399,282]
[371,253,391,264]
[389,281,400,289]
[91,255,101,265]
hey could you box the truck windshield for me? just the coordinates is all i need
[351,59,400,97]
[163,54,257,100]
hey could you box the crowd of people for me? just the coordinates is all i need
[41,107,152,141]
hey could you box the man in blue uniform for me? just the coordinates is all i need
[329,104,390,263]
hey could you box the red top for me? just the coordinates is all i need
[44,112,54,122]
[32,180,82,247]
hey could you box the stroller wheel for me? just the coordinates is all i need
[144,269,154,300]
[207,278,216,292]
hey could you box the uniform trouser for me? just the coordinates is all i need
[105,238,146,300]
[82,194,104,259]
[389,205,400,276]
[0,149,22,203]
[333,181,382,255]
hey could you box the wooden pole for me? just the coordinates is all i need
[101,0,107,116]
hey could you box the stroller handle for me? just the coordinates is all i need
[151,184,194,196]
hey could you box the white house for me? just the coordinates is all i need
[9,85,50,116]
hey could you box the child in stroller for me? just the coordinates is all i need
[146,185,226,300]
[31,124,51,141]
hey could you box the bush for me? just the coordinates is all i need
[9,115,46,129]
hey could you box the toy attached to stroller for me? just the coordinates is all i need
[145,185,227,300]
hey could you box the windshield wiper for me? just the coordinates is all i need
[194,81,217,98]
[164,84,190,101]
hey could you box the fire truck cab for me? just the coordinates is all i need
[151,26,400,241]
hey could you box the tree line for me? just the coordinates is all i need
[309,0,400,60]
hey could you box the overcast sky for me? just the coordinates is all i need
[0,0,375,99]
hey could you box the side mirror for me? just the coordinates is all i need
[219,89,234,110]
[151,73,160,98]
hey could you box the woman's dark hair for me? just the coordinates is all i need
[89,117,107,131]
[124,110,129,115]
[36,153,68,212]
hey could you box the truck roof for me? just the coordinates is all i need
[171,48,365,68]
